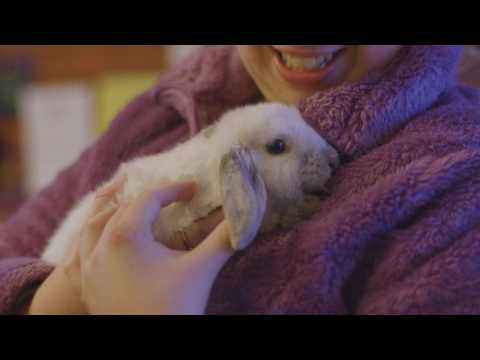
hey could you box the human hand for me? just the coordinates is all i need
[29,177,231,315]
[63,177,233,315]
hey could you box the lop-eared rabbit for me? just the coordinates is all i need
[42,103,339,265]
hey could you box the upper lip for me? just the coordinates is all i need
[272,45,344,58]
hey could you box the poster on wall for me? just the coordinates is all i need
[19,83,95,196]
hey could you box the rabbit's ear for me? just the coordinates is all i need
[219,146,267,251]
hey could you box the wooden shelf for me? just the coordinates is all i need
[0,45,168,83]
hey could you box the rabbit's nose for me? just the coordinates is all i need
[325,145,340,170]
[300,153,332,196]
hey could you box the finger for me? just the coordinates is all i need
[80,199,120,260]
[91,175,127,216]
[184,221,234,272]
[125,182,197,230]
[64,233,81,268]
[63,239,82,290]
[96,182,196,253]
[170,208,224,250]
[80,176,126,259]
[97,174,127,197]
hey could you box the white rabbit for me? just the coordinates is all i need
[42,103,339,265]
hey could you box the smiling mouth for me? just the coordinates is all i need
[273,47,345,73]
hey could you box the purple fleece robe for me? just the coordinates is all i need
[1,45,479,314]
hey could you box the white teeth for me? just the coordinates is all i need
[280,52,334,71]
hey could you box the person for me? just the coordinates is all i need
[1,45,479,315]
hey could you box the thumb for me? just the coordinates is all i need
[184,221,235,274]
[126,182,197,231]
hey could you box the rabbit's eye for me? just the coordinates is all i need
[266,139,287,155]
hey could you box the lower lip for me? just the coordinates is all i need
[273,49,343,85]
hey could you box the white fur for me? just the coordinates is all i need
[42,103,338,265]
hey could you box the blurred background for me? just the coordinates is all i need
[0,45,202,222]
[0,45,478,223]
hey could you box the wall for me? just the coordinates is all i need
[0,45,169,221]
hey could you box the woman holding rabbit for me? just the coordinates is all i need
[2,45,479,315]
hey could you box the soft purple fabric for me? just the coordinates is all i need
[1,45,479,314]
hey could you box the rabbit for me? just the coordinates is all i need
[42,102,339,265]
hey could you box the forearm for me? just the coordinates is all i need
[28,266,88,315]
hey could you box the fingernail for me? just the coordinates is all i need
[97,176,127,197]
[172,182,197,202]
